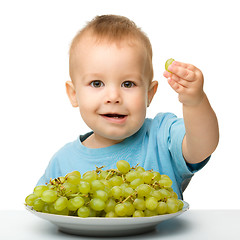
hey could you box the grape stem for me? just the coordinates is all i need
[121,192,137,203]
[95,165,105,173]
[105,169,117,180]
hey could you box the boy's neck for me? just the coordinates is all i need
[82,133,124,149]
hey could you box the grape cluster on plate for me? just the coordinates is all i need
[25,160,183,218]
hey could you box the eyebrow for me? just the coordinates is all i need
[82,73,104,81]
[122,73,145,85]
[82,72,145,83]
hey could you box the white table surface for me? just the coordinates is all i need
[1,209,240,240]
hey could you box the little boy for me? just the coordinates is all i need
[37,15,219,199]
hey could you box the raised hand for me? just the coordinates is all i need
[163,60,205,106]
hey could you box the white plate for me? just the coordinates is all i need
[26,201,189,237]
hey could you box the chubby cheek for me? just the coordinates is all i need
[130,91,148,113]
[76,93,96,121]
[128,93,148,128]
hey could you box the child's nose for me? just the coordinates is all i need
[104,87,122,104]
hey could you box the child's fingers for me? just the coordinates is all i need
[172,61,197,71]
[164,70,190,88]
[169,74,190,88]
[163,70,171,78]
[167,77,185,93]
[168,65,195,81]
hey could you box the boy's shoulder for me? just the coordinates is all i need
[145,112,180,128]
[51,138,81,159]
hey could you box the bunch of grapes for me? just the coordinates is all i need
[25,160,184,218]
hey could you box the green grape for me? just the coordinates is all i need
[130,178,144,189]
[133,198,146,211]
[33,185,48,197]
[48,203,58,214]
[150,189,162,201]
[55,207,69,216]
[115,203,128,217]
[69,196,85,210]
[98,170,108,180]
[42,203,50,213]
[144,209,158,217]
[47,183,57,190]
[166,198,179,214]
[136,184,152,197]
[51,204,69,216]
[111,186,122,199]
[66,170,81,178]
[82,195,90,203]
[109,176,123,186]
[82,171,97,182]
[170,191,178,199]
[67,200,77,211]
[54,197,68,211]
[116,160,130,174]
[100,179,111,188]
[120,183,128,189]
[123,187,134,198]
[158,178,172,188]
[145,197,158,211]
[133,210,145,217]
[167,203,178,214]
[103,186,111,197]
[159,175,173,188]
[123,201,135,216]
[90,198,105,211]
[178,200,184,210]
[78,181,91,194]
[152,171,161,181]
[167,198,179,205]
[125,171,139,182]
[105,211,117,217]
[62,182,78,196]
[89,208,97,217]
[135,166,145,173]
[32,198,45,211]
[66,174,81,185]
[156,202,167,215]
[104,198,116,213]
[159,188,171,199]
[25,193,38,206]
[165,58,175,72]
[142,171,154,184]
[41,190,58,203]
[91,180,105,191]
[77,206,90,218]
[93,190,108,202]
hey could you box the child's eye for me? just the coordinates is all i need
[90,80,104,88]
[122,81,135,88]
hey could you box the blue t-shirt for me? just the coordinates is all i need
[37,112,209,199]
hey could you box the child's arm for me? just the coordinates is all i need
[163,61,219,164]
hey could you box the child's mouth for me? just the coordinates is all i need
[103,114,126,119]
[101,113,128,123]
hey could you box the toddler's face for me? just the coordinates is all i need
[67,36,157,147]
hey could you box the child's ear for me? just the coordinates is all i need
[147,80,158,107]
[65,81,79,107]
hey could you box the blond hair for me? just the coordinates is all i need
[69,15,153,82]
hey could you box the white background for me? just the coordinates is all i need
[0,0,239,210]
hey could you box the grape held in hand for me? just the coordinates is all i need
[165,58,175,72]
